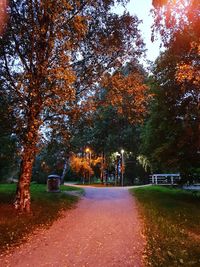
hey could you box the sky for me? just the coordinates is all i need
[113,0,162,63]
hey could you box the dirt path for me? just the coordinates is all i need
[0,187,146,267]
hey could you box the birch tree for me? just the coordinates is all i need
[0,0,144,211]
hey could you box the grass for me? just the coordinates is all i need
[131,186,200,267]
[0,183,84,253]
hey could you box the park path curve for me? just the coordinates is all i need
[0,187,146,267]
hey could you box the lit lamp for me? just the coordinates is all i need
[121,149,124,186]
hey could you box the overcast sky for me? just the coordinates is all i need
[113,0,162,63]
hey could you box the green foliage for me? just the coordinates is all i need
[0,184,83,252]
[64,168,81,182]
[132,186,200,266]
[71,61,148,152]
[32,141,69,184]
[140,24,200,177]
[71,104,147,184]
[70,60,151,184]
[124,158,149,185]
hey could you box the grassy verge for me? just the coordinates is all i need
[0,183,84,253]
[131,186,200,267]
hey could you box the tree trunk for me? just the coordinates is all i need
[14,147,35,212]
[100,152,104,184]
[61,157,69,184]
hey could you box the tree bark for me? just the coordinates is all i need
[14,147,35,212]
[61,157,69,184]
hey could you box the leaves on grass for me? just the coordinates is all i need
[0,184,81,253]
[132,186,200,267]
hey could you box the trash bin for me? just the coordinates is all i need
[47,174,61,192]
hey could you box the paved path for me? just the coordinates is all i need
[0,187,146,267]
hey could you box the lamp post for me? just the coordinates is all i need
[121,149,124,187]
[115,152,120,186]
[85,148,91,184]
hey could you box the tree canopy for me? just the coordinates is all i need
[141,2,200,176]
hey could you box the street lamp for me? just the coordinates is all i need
[115,152,120,186]
[121,149,124,186]
[85,148,91,184]
[85,148,90,154]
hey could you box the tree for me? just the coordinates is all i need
[70,62,150,184]
[71,62,149,152]
[0,0,144,211]
[101,63,150,123]
[139,0,199,178]
[1,0,80,211]
[152,0,199,44]
[141,25,200,175]
[70,154,94,182]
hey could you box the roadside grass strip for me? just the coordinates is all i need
[131,186,200,267]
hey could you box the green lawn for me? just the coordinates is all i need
[0,183,83,253]
[131,186,200,267]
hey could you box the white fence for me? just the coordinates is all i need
[149,174,180,185]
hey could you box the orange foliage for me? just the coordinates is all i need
[70,155,103,178]
[176,42,200,86]
[0,0,7,35]
[70,155,94,177]
[91,157,102,166]
[176,62,200,85]
[101,69,150,123]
